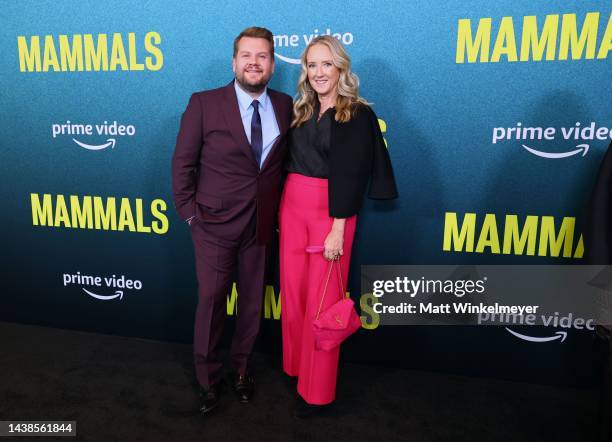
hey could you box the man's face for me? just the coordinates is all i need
[233,37,275,94]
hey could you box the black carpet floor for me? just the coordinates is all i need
[0,322,600,442]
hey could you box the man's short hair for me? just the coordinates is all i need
[233,27,274,58]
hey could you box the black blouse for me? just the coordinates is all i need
[285,103,398,218]
[285,108,333,178]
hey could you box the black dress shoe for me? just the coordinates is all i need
[294,396,328,418]
[198,384,220,415]
[231,372,254,403]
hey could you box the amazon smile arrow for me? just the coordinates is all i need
[274,53,301,64]
[505,327,567,343]
[82,288,124,300]
[522,143,589,159]
[72,138,116,151]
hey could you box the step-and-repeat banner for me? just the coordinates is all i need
[2,1,610,386]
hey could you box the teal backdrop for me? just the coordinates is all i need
[2,1,610,386]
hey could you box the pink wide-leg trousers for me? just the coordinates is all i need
[279,173,357,405]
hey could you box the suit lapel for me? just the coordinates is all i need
[261,90,289,170]
[221,81,259,168]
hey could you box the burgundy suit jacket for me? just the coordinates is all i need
[172,81,293,244]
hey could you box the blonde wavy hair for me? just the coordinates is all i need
[292,35,369,127]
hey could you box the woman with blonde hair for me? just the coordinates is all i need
[279,35,398,417]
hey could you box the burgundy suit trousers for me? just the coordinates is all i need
[190,212,266,387]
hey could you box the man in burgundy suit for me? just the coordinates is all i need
[171,27,293,415]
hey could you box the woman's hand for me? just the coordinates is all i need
[324,219,346,260]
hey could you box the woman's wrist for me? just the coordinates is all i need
[331,218,346,233]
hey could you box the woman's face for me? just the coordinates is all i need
[306,44,340,98]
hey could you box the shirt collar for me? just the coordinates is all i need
[234,80,269,112]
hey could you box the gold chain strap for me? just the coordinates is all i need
[315,258,345,320]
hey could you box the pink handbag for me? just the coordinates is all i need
[311,257,361,351]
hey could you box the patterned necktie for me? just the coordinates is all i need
[250,100,262,167]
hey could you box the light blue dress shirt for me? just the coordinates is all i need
[234,80,280,167]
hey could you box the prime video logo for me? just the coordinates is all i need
[491,122,611,159]
[51,120,136,151]
[273,29,354,64]
[63,271,143,301]
[477,311,595,343]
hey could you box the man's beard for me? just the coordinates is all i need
[235,70,270,93]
